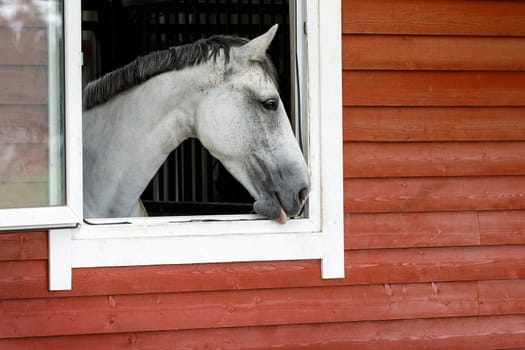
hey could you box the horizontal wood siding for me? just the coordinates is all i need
[344,107,525,142]
[343,71,525,106]
[344,142,525,177]
[344,176,525,213]
[2,0,525,348]
[339,1,525,348]
[2,315,525,350]
[341,0,525,36]
[343,36,525,71]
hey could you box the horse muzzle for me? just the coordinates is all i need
[253,177,310,223]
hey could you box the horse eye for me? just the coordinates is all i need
[261,98,278,111]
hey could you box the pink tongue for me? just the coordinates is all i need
[277,208,287,225]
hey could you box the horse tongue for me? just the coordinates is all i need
[277,208,287,225]
[253,199,287,224]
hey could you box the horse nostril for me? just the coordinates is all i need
[298,187,309,203]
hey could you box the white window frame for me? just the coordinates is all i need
[48,0,344,290]
[0,0,83,232]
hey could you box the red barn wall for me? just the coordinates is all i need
[2,0,525,348]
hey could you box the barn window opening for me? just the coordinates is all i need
[46,0,344,287]
[81,0,306,217]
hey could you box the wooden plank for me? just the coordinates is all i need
[345,246,525,285]
[343,35,525,71]
[479,280,525,316]
[343,71,525,107]
[0,182,48,209]
[345,212,480,250]
[0,261,50,299]
[344,176,525,213]
[2,315,525,350]
[0,105,47,143]
[347,211,525,249]
[342,0,525,36]
[0,282,479,338]
[479,210,525,246]
[343,107,525,142]
[0,66,47,105]
[4,245,523,299]
[0,28,47,65]
[344,142,525,178]
[0,259,329,300]
[0,143,48,182]
[0,231,47,261]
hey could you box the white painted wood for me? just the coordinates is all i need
[77,216,319,239]
[0,207,79,232]
[63,0,84,220]
[316,0,345,279]
[48,0,344,290]
[46,0,83,285]
[71,232,326,268]
[49,229,72,290]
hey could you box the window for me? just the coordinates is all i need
[82,1,299,217]
[0,0,82,231]
[0,0,344,289]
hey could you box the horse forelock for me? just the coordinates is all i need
[83,35,278,111]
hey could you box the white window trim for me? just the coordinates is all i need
[0,0,83,232]
[48,0,344,290]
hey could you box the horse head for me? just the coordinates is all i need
[194,25,310,223]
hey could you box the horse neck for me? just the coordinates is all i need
[83,65,210,218]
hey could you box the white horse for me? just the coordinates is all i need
[82,25,309,224]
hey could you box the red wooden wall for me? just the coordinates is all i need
[2,0,525,348]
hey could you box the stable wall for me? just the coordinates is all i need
[2,0,525,348]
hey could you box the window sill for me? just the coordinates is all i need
[49,213,343,291]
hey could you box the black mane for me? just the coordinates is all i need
[83,35,278,110]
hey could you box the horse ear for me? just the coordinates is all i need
[241,24,278,62]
